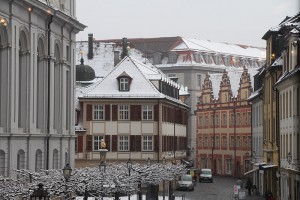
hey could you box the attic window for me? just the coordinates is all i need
[120,78,129,91]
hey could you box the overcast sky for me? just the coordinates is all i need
[76,0,299,47]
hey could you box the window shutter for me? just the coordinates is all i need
[154,104,159,121]
[105,135,111,151]
[105,105,110,121]
[154,135,159,152]
[86,104,93,121]
[112,135,118,152]
[86,135,93,152]
[130,135,136,151]
[77,135,83,153]
[130,105,141,121]
[112,105,118,121]
[136,135,141,151]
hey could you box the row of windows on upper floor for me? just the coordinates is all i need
[75,135,186,153]
[80,104,188,125]
[0,149,67,177]
[280,87,300,120]
[152,51,265,67]
[198,135,251,149]
[197,112,251,127]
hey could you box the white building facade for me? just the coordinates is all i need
[0,0,85,177]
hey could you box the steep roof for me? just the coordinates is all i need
[78,56,188,106]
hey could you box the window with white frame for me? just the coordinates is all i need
[35,149,43,172]
[222,113,227,126]
[230,114,234,126]
[94,104,104,120]
[17,149,26,170]
[204,137,208,147]
[119,136,129,151]
[236,136,241,147]
[222,136,227,148]
[216,114,220,125]
[53,149,59,169]
[142,136,153,151]
[215,136,220,147]
[242,113,246,125]
[143,105,153,120]
[119,105,129,120]
[230,136,235,147]
[0,150,5,176]
[120,78,129,91]
[94,135,104,151]
[198,115,203,126]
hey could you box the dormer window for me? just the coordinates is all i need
[120,78,129,91]
[117,71,132,92]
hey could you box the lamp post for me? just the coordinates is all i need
[162,157,166,200]
[30,183,49,200]
[62,163,72,199]
[127,159,132,200]
[99,160,106,200]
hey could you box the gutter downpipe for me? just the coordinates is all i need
[46,14,54,170]
[233,101,236,178]
[211,103,216,174]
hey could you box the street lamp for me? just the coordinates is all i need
[63,163,72,181]
[30,183,49,200]
[62,163,72,199]
[162,157,166,200]
[99,160,106,200]
[287,152,292,165]
[127,159,132,200]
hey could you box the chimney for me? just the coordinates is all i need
[121,37,128,59]
[88,33,93,59]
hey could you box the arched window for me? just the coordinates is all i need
[36,37,47,131]
[0,150,5,176]
[54,44,61,131]
[53,149,59,169]
[35,149,43,172]
[0,23,9,128]
[17,149,26,170]
[18,30,29,129]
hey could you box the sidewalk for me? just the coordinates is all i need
[239,189,265,200]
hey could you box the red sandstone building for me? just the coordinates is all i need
[196,67,256,177]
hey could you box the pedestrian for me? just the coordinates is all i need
[236,177,243,189]
[246,178,253,196]
[265,190,273,200]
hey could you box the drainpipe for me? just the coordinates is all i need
[233,101,236,178]
[157,99,160,163]
[211,103,216,174]
[46,13,54,170]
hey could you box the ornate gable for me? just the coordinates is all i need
[200,74,213,103]
[237,67,253,100]
[219,70,233,102]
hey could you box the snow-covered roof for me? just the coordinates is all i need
[248,88,262,100]
[78,56,188,106]
[174,38,266,59]
[209,67,258,98]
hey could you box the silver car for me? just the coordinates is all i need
[199,168,213,183]
[176,174,194,191]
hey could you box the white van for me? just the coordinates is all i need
[199,168,213,183]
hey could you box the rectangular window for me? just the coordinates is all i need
[210,136,214,147]
[142,136,153,151]
[205,116,209,126]
[119,136,129,151]
[204,137,208,147]
[197,74,202,87]
[198,115,203,126]
[236,113,241,125]
[210,115,214,126]
[242,113,246,125]
[198,135,202,148]
[248,136,251,149]
[230,113,234,126]
[94,135,104,151]
[230,136,235,147]
[93,105,104,120]
[222,136,227,148]
[243,136,247,147]
[216,114,220,125]
[222,113,227,126]
[120,78,129,91]
[215,136,220,147]
[143,105,153,120]
[248,112,251,125]
[66,45,70,62]
[201,158,207,168]
[236,136,240,147]
[119,105,129,120]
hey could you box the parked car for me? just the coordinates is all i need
[176,174,194,191]
[199,168,213,183]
